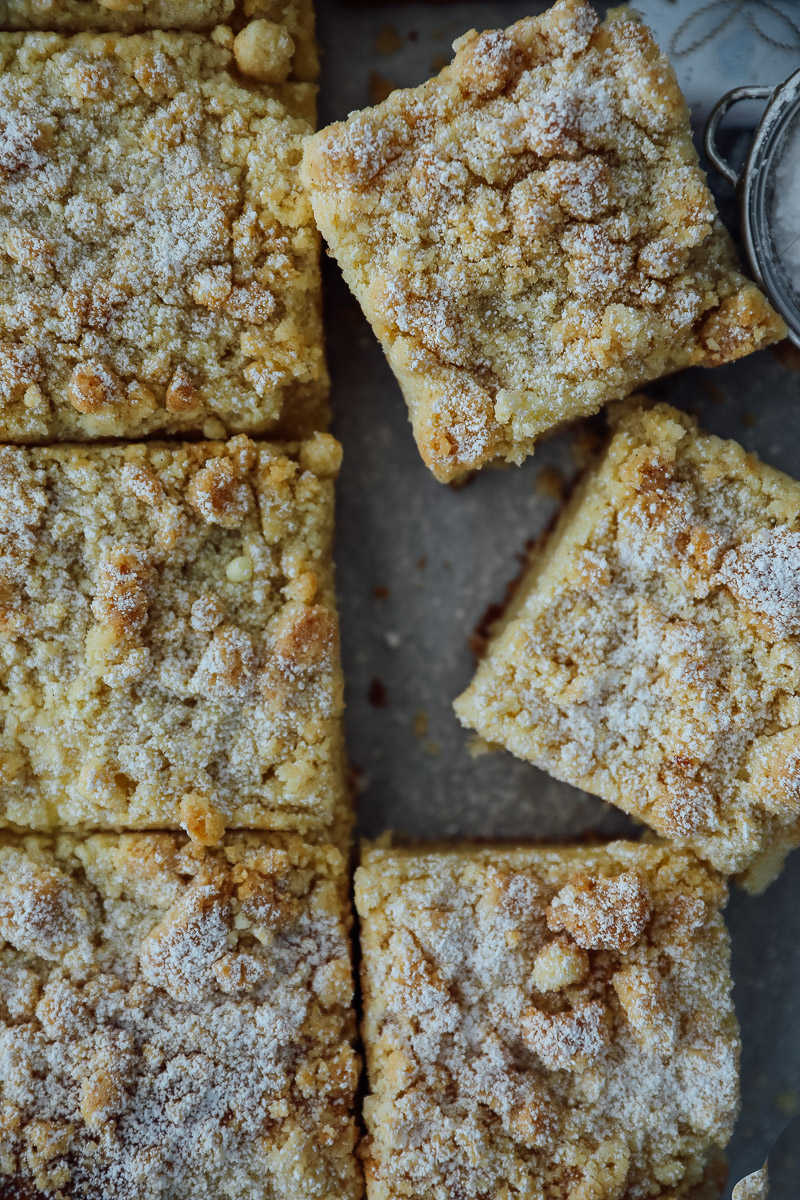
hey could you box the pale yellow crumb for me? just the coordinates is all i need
[0,830,361,1199]
[302,0,784,482]
[0,434,346,836]
[356,839,739,1200]
[456,400,800,887]
[0,28,325,442]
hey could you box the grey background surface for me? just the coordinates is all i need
[313,1,800,1191]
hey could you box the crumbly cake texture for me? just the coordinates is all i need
[356,840,739,1200]
[732,1165,769,1200]
[0,433,346,837]
[0,830,362,1200]
[0,0,235,32]
[0,3,319,82]
[0,28,326,443]
[301,0,785,482]
[455,400,800,888]
[232,2,318,84]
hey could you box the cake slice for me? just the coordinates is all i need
[456,401,800,888]
[0,829,362,1199]
[356,839,739,1200]
[0,0,236,31]
[0,28,325,442]
[302,0,785,482]
[0,2,319,81]
[0,434,345,838]
[732,1165,769,1200]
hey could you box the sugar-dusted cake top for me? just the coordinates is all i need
[356,840,739,1200]
[0,830,361,1199]
[456,400,800,887]
[303,0,784,481]
[0,1,320,81]
[732,1165,770,1200]
[0,434,345,836]
[0,28,325,442]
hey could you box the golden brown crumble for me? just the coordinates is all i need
[732,1165,769,1200]
[0,1,319,80]
[302,0,785,482]
[0,28,326,443]
[0,433,346,836]
[456,400,800,888]
[546,869,651,950]
[356,840,739,1200]
[0,0,234,30]
[0,830,361,1199]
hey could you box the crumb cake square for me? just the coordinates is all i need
[0,433,345,837]
[0,28,325,443]
[455,401,800,888]
[0,2,319,82]
[302,0,785,482]
[0,830,362,1200]
[356,840,739,1200]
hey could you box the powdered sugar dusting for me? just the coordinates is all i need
[456,402,800,881]
[521,998,606,1070]
[0,832,360,1200]
[0,29,326,441]
[719,527,800,637]
[733,1163,769,1200]
[546,870,651,950]
[0,437,344,836]
[304,0,783,480]
[357,842,738,1200]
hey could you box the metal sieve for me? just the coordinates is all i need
[705,67,800,347]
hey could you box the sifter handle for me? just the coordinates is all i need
[704,85,776,186]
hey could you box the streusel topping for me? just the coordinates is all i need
[456,401,800,886]
[0,831,361,1200]
[0,434,345,835]
[356,841,738,1200]
[303,0,784,480]
[0,29,326,442]
[0,1,320,82]
[732,1164,769,1200]
[0,0,236,31]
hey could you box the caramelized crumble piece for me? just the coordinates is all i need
[546,869,651,950]
[0,28,326,442]
[356,840,739,1200]
[302,0,785,482]
[0,830,361,1199]
[456,400,800,888]
[0,434,346,836]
